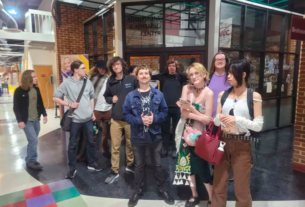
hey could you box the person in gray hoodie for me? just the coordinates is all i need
[53,60,102,179]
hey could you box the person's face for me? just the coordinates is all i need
[98,68,106,75]
[168,63,177,74]
[64,58,71,71]
[112,60,123,74]
[31,72,38,85]
[130,68,137,76]
[227,69,245,86]
[189,67,205,85]
[137,69,151,84]
[214,54,226,69]
[75,64,87,77]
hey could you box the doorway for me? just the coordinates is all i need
[34,65,54,109]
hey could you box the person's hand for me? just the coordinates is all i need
[69,102,79,109]
[92,113,96,121]
[176,101,192,110]
[141,113,151,127]
[43,116,48,124]
[112,95,118,103]
[148,112,154,124]
[220,115,236,127]
[200,115,213,125]
[18,122,25,129]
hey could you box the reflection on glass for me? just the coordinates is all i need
[262,99,277,130]
[262,53,279,97]
[220,2,242,48]
[245,8,265,49]
[169,55,200,73]
[279,98,293,127]
[284,16,296,53]
[165,1,206,47]
[244,52,260,92]
[125,4,163,48]
[266,13,283,52]
[87,24,94,55]
[219,50,239,62]
[282,55,295,96]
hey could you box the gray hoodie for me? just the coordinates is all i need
[54,77,94,123]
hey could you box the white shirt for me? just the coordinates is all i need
[95,78,112,112]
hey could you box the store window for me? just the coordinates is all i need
[284,16,297,53]
[244,8,265,49]
[220,3,242,49]
[263,53,279,97]
[165,1,206,47]
[282,54,295,96]
[125,4,163,48]
[244,52,260,92]
[266,13,284,52]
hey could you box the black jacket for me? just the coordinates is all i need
[104,74,138,120]
[13,86,47,124]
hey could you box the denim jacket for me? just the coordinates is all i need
[123,87,168,141]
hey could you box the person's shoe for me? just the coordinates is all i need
[102,152,111,159]
[66,169,77,179]
[158,190,174,205]
[105,171,119,184]
[172,151,177,159]
[126,163,135,173]
[128,191,142,207]
[27,162,43,170]
[160,147,168,158]
[87,162,103,171]
[185,196,199,207]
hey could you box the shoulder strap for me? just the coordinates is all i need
[221,87,233,106]
[69,79,87,115]
[247,88,254,120]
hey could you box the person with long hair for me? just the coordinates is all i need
[128,65,138,76]
[208,52,231,118]
[13,70,48,170]
[176,63,213,207]
[211,60,263,207]
[103,56,138,184]
[152,59,187,158]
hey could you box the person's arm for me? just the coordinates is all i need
[214,91,225,127]
[13,89,22,123]
[151,73,163,81]
[89,82,96,120]
[152,93,168,124]
[53,81,70,107]
[123,94,143,126]
[103,79,113,104]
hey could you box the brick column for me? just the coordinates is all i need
[293,40,305,173]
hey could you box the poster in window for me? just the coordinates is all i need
[219,18,232,48]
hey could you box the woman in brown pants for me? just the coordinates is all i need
[212,60,263,207]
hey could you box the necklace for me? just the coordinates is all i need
[232,87,247,109]
[194,85,205,93]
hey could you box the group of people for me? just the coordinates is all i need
[13,52,263,207]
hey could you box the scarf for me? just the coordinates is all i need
[90,74,108,105]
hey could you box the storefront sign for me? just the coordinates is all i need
[126,15,162,36]
[291,16,305,41]
[219,18,232,48]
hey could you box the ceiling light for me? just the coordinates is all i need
[8,9,17,15]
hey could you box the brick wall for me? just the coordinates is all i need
[130,57,160,72]
[293,40,305,173]
[55,4,95,116]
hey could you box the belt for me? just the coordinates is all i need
[223,133,260,143]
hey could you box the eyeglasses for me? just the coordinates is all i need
[79,67,86,70]
[215,58,225,62]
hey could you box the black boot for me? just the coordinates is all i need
[128,191,142,207]
[160,147,168,158]
[185,196,199,207]
[158,190,174,205]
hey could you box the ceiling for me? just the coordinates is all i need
[58,0,113,10]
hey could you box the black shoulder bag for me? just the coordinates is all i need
[60,79,87,131]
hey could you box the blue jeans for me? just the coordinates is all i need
[68,120,95,170]
[23,120,40,163]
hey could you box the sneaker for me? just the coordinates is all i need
[160,147,168,158]
[128,190,142,207]
[158,190,174,205]
[87,162,103,171]
[66,169,77,179]
[27,162,43,170]
[105,171,119,184]
[126,164,135,173]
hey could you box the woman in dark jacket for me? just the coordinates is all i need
[13,70,47,170]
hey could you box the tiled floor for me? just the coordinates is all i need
[1,95,305,207]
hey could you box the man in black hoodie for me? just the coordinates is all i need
[104,56,138,184]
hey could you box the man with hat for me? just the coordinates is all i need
[89,60,112,158]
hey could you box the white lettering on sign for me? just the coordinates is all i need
[292,27,305,35]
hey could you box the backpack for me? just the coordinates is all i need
[220,87,260,139]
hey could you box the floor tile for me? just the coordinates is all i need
[56,196,87,207]
[0,191,25,206]
[26,193,55,207]
[48,180,74,193]
[52,187,80,203]
[44,204,58,207]
[1,200,27,207]
[24,184,51,199]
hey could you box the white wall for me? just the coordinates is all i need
[38,0,52,12]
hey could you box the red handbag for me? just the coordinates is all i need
[194,123,225,165]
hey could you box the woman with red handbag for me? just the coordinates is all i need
[211,60,263,207]
[175,63,214,207]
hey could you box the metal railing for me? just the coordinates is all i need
[25,9,54,34]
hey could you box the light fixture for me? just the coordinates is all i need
[8,9,17,15]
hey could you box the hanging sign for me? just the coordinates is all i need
[291,16,305,41]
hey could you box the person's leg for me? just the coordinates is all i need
[161,109,172,156]
[123,121,134,168]
[101,109,112,154]
[211,138,232,207]
[110,119,123,174]
[68,122,82,170]
[81,120,96,165]
[23,121,39,164]
[171,107,181,157]
[231,141,252,207]
[94,110,103,144]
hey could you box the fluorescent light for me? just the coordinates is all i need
[8,9,17,15]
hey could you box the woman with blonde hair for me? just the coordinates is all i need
[175,63,213,207]
[61,56,79,78]
[13,70,48,170]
